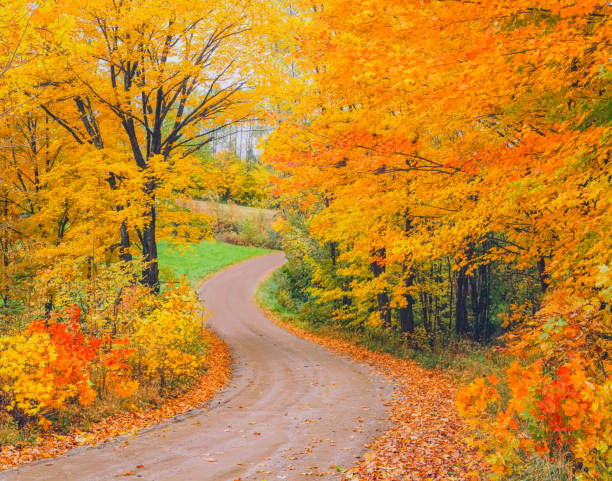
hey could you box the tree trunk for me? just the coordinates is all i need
[141,202,159,293]
[1,240,8,306]
[1,195,8,306]
[537,256,549,292]
[448,257,454,334]
[106,172,132,264]
[399,216,415,333]
[330,241,337,266]
[469,263,490,341]
[44,296,54,319]
[370,248,391,328]
[420,290,432,333]
[399,273,415,334]
[399,301,414,333]
[455,264,469,335]
[119,220,132,263]
[480,263,491,339]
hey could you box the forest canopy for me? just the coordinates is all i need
[0,0,610,479]
[262,1,611,478]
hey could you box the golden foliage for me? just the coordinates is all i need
[263,0,611,477]
[132,282,210,390]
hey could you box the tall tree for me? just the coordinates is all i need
[263,1,610,474]
[33,0,260,290]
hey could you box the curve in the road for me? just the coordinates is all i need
[1,253,391,481]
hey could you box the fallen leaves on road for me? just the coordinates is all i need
[0,329,231,470]
[265,314,488,480]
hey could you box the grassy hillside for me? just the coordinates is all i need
[159,239,274,286]
[182,199,277,225]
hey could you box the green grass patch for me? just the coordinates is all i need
[159,239,274,287]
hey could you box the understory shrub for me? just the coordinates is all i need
[131,283,209,392]
[0,282,209,431]
[0,306,104,428]
[457,355,611,480]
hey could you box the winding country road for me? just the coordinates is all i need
[1,253,392,481]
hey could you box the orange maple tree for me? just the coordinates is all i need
[263,0,610,478]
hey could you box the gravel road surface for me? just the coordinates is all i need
[1,253,391,481]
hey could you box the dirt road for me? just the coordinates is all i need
[1,253,391,481]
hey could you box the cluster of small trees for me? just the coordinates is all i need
[0,0,262,315]
[0,0,266,434]
[0,284,209,429]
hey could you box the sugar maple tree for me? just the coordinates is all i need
[35,0,263,291]
[1,0,267,303]
[0,0,264,445]
[264,0,610,478]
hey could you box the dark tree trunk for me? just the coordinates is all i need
[537,256,549,292]
[44,296,54,319]
[1,196,8,306]
[399,287,415,333]
[480,263,491,339]
[370,248,391,328]
[325,196,338,268]
[469,263,490,341]
[141,202,159,293]
[330,241,337,266]
[420,290,432,333]
[119,220,132,263]
[1,242,8,307]
[455,264,469,335]
[377,291,392,327]
[139,175,159,292]
[469,274,478,338]
[448,257,454,333]
[342,278,352,308]
[399,216,415,333]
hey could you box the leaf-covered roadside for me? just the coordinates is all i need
[263,1,611,477]
[257,301,487,481]
[346,364,485,481]
[0,329,230,469]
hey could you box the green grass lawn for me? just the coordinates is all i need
[159,239,274,287]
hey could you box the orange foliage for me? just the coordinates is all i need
[28,306,102,408]
[458,356,610,478]
[0,305,138,429]
[0,282,211,433]
[0,329,230,469]
[263,0,611,478]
